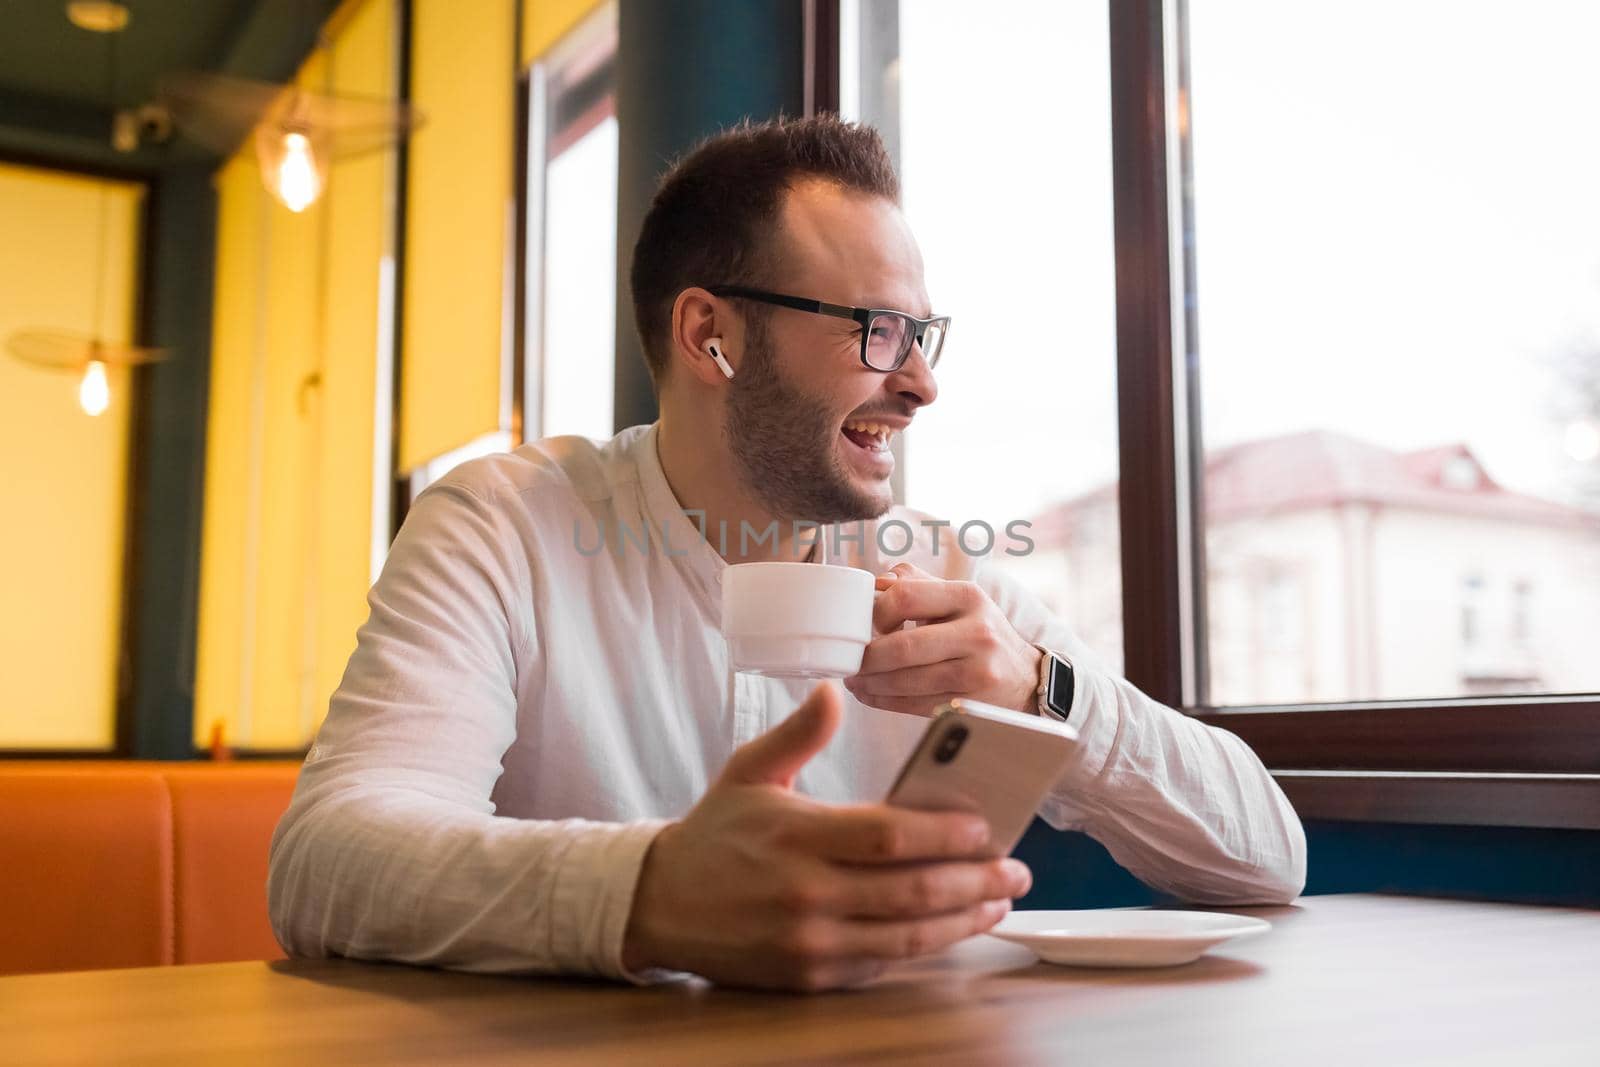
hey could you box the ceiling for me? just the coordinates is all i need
[0,0,341,175]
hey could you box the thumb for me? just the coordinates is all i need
[721,682,843,789]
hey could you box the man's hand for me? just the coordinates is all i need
[621,683,1031,992]
[844,562,1042,717]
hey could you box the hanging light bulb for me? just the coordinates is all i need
[0,6,168,403]
[79,359,110,416]
[257,123,328,213]
[276,131,321,212]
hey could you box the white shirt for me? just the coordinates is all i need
[268,424,1306,981]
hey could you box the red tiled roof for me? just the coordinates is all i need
[1028,430,1596,548]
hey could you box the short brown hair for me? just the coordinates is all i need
[628,114,900,387]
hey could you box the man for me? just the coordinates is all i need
[268,116,1305,992]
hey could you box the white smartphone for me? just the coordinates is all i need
[884,699,1079,858]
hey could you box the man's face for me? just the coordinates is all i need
[723,181,939,523]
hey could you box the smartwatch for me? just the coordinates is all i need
[1033,645,1076,725]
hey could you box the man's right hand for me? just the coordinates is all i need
[620,682,1032,992]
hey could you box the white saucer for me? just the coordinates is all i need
[988,909,1271,968]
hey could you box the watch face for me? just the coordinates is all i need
[1046,655,1075,717]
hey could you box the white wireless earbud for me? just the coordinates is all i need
[706,338,735,380]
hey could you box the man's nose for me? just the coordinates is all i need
[885,342,938,408]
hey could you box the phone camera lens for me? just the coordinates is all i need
[933,725,969,764]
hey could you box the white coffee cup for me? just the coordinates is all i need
[721,561,876,678]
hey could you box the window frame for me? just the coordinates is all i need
[1105,0,1599,828]
[827,0,1600,827]
[515,1,618,448]
[0,149,153,759]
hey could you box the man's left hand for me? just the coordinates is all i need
[844,562,1041,717]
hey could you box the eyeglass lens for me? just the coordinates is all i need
[864,312,946,371]
[864,312,910,370]
[920,321,946,368]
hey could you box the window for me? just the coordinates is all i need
[1511,580,1533,646]
[0,163,143,751]
[1187,0,1600,705]
[1460,575,1483,649]
[196,0,400,751]
[831,0,1599,822]
[844,0,1124,670]
[522,3,618,442]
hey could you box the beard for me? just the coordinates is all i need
[723,319,891,523]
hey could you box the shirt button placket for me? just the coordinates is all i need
[732,671,765,749]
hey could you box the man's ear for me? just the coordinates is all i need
[670,287,737,386]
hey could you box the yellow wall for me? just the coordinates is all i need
[316,3,392,718]
[400,0,516,471]
[0,163,142,749]
[196,0,393,749]
[522,0,608,64]
[195,151,258,750]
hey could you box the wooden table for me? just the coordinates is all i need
[3,895,1597,1065]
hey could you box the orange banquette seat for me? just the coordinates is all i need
[0,761,300,975]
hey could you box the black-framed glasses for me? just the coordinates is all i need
[708,285,950,372]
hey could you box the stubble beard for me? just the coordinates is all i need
[723,320,891,525]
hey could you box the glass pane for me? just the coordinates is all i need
[541,114,617,439]
[528,5,617,442]
[0,164,141,750]
[852,0,1124,671]
[864,310,910,370]
[920,320,946,367]
[1187,0,1600,704]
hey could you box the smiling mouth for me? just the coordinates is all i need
[840,418,895,454]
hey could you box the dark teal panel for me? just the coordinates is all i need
[1302,821,1600,908]
[125,166,216,760]
[0,0,344,174]
[1014,817,1600,910]
[1012,819,1165,910]
[612,0,806,432]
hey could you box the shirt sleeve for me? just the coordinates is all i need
[975,562,1308,906]
[267,480,672,982]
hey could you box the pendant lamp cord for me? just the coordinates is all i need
[91,27,118,345]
